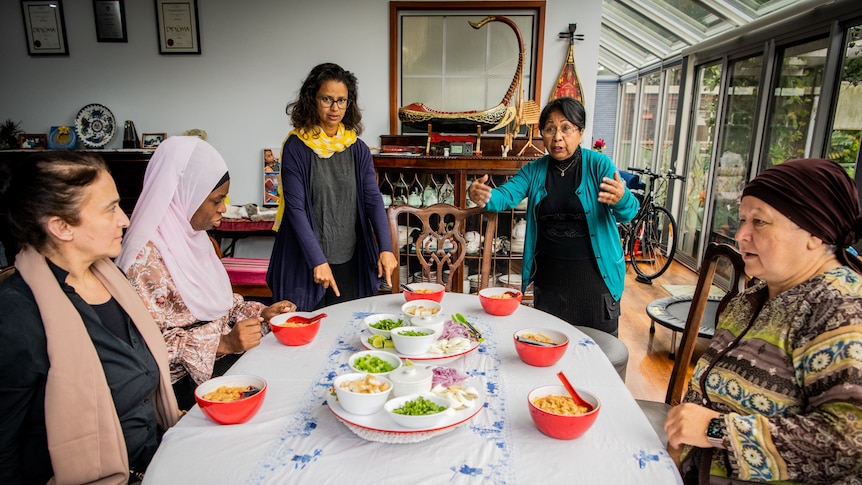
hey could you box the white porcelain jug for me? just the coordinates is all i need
[408,189,423,208]
[423,186,438,207]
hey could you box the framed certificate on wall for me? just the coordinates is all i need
[155,0,201,54]
[20,0,69,56]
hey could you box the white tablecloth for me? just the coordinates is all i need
[144,293,682,484]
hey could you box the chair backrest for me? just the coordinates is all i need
[387,203,497,292]
[665,242,747,405]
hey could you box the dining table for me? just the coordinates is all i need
[143,292,683,484]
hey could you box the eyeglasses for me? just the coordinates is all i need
[317,96,350,109]
[541,124,580,138]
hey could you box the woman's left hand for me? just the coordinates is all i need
[665,402,722,449]
[262,300,297,322]
[377,251,398,287]
[598,171,626,205]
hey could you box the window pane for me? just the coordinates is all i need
[761,36,829,170]
[617,81,638,168]
[710,54,763,246]
[637,73,661,169]
[402,17,444,76]
[679,62,722,260]
[655,66,682,208]
[827,24,862,177]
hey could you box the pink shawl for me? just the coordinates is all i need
[15,246,180,484]
[116,136,233,321]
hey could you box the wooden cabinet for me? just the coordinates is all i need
[0,149,152,215]
[373,152,537,297]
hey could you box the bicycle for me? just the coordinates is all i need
[619,166,685,284]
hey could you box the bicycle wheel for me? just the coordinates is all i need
[628,206,677,281]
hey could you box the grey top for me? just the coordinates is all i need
[311,149,357,264]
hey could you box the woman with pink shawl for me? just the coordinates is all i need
[0,151,179,484]
[116,137,295,409]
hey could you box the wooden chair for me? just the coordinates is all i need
[636,242,747,445]
[387,203,497,293]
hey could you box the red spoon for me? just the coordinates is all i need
[286,312,327,324]
[556,371,592,409]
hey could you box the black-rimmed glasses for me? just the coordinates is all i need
[317,96,350,109]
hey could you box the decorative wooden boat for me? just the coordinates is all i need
[398,16,524,133]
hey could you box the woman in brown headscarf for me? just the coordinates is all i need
[665,158,862,483]
[0,152,179,484]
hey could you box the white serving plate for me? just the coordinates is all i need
[328,380,484,437]
[359,329,480,365]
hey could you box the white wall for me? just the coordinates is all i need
[1,0,601,253]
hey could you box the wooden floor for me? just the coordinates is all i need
[618,259,706,402]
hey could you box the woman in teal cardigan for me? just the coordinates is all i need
[470,97,638,336]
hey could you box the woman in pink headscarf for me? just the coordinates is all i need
[117,136,295,409]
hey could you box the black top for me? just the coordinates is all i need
[0,260,162,484]
[537,149,594,260]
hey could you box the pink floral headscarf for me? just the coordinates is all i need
[117,136,233,320]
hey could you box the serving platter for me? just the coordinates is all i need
[328,382,484,443]
[74,103,116,148]
[358,329,480,365]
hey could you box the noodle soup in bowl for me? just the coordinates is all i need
[527,385,600,440]
[194,374,267,425]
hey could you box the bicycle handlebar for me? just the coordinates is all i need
[625,166,685,181]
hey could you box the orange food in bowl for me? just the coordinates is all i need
[527,385,600,440]
[513,328,569,367]
[403,282,445,303]
[478,288,522,316]
[269,312,324,346]
[195,375,267,425]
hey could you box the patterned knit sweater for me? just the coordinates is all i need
[681,267,862,484]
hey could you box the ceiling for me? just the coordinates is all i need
[598,0,805,76]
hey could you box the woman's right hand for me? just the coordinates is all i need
[469,174,492,208]
[314,262,340,297]
[217,316,263,355]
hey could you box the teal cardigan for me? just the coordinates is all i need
[483,149,639,300]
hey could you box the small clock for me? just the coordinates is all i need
[449,142,473,156]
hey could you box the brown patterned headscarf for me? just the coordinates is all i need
[742,158,862,273]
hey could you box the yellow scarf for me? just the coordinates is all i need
[273,124,357,230]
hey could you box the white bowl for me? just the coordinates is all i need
[384,393,453,429]
[362,313,405,337]
[390,326,437,356]
[333,373,393,416]
[401,300,443,325]
[348,350,402,376]
[497,273,522,289]
[388,365,434,397]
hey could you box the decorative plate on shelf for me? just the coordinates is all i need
[74,103,116,148]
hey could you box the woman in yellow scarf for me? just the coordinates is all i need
[267,63,397,310]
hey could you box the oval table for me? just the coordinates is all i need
[143,293,682,484]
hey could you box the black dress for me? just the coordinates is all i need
[532,150,621,336]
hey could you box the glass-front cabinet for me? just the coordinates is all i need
[373,138,535,299]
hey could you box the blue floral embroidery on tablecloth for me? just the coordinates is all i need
[245,310,513,484]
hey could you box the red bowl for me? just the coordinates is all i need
[194,374,267,425]
[269,312,324,346]
[403,282,445,303]
[513,328,569,367]
[528,385,600,440]
[478,287,522,316]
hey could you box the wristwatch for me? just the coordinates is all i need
[706,415,726,449]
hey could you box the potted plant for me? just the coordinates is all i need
[0,119,23,150]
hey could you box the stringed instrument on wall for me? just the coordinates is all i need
[398,16,524,134]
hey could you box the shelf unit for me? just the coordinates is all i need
[374,148,538,298]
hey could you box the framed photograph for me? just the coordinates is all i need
[141,132,166,149]
[93,0,127,42]
[263,147,281,207]
[19,133,48,149]
[155,0,201,54]
[20,0,69,56]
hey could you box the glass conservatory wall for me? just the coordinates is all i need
[678,62,722,261]
[760,36,829,171]
[617,80,638,168]
[709,54,764,246]
[827,23,862,177]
